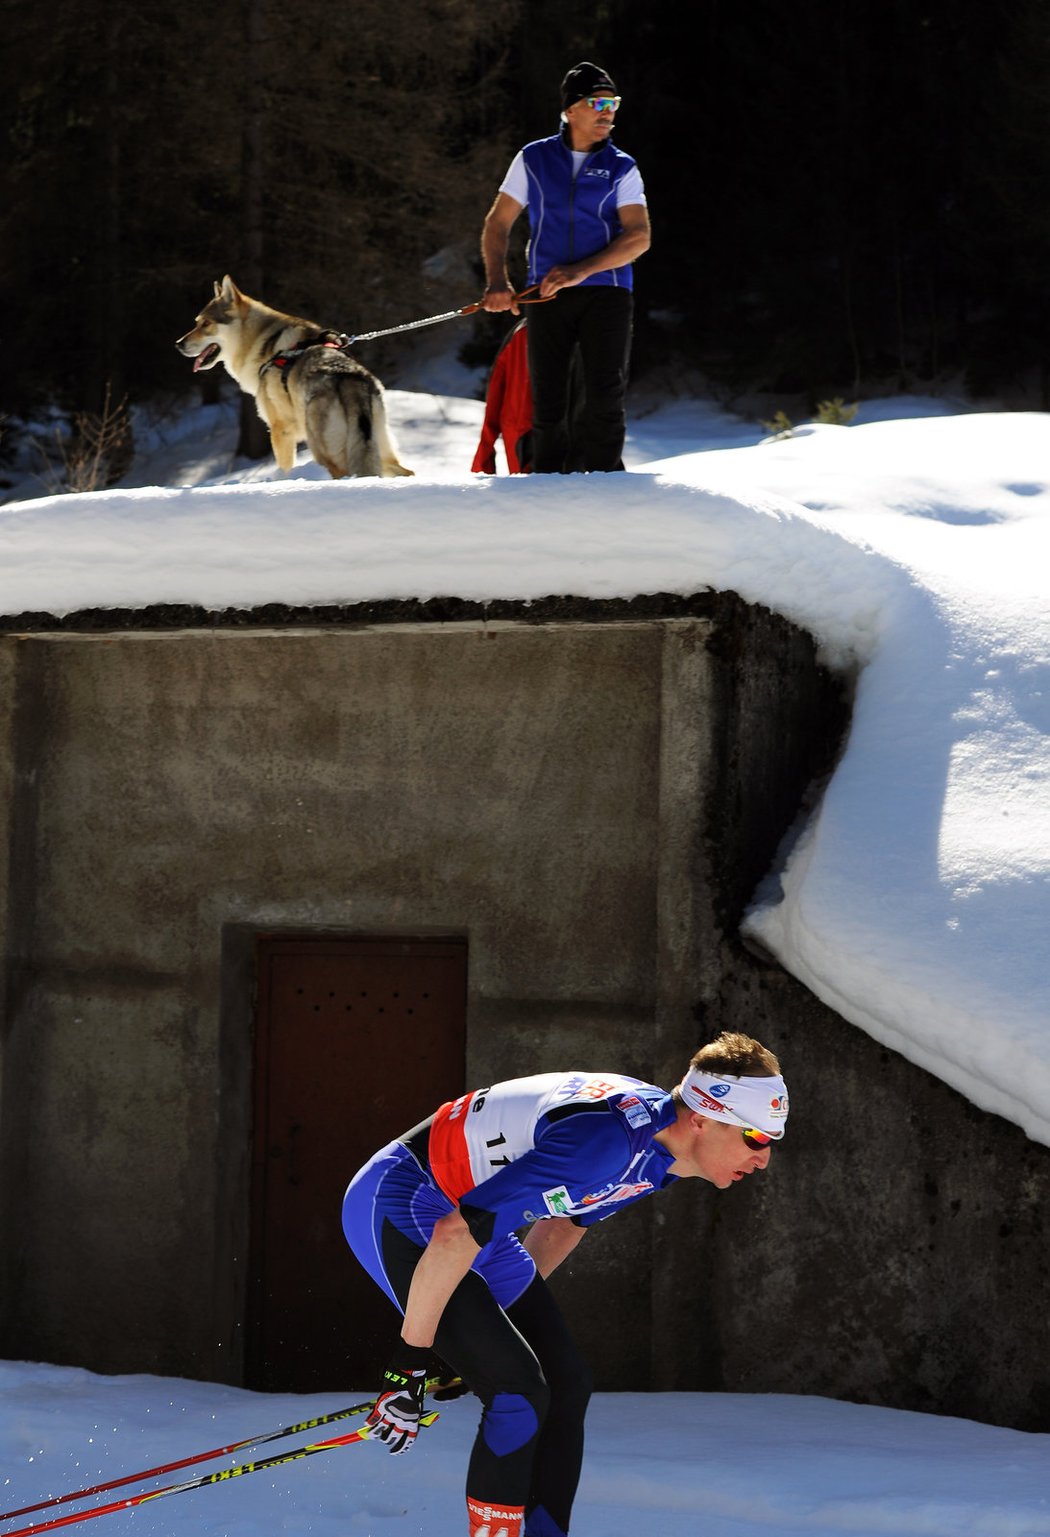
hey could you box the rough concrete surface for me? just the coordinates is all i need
[1,597,1046,1429]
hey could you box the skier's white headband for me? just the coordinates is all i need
[679,1068,789,1139]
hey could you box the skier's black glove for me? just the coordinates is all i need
[366,1343,431,1455]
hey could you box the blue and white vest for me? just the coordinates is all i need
[521,131,639,290]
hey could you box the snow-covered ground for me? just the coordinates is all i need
[3,1360,1050,1537]
[2,378,1048,1146]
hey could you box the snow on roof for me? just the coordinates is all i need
[2,396,1048,1144]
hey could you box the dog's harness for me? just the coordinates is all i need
[258,331,352,392]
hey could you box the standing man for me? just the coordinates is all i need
[480,61,651,474]
[342,1032,788,1537]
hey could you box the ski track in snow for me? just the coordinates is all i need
[3,1365,1050,1537]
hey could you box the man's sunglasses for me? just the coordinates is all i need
[585,96,621,112]
[741,1128,776,1150]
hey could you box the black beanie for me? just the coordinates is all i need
[560,61,618,110]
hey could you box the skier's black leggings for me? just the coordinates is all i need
[380,1217,592,1537]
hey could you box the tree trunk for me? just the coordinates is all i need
[93,10,126,412]
[237,0,271,462]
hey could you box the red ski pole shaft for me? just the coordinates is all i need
[0,1415,436,1537]
[0,1395,382,1524]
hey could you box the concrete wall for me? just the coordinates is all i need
[703,965,1050,1430]
[0,618,718,1385]
[2,602,1047,1429]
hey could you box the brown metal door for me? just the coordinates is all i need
[247,935,467,1392]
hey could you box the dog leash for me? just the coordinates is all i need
[342,284,552,347]
[258,287,553,383]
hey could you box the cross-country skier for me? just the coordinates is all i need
[341,1031,788,1537]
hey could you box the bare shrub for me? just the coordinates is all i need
[35,384,133,494]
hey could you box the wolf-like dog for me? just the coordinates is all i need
[176,276,412,479]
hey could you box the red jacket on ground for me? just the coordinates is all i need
[471,321,532,474]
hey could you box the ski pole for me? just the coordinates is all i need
[0,1393,386,1523]
[0,1415,438,1537]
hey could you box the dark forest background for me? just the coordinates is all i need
[3,0,1050,431]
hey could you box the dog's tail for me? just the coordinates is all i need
[370,384,413,478]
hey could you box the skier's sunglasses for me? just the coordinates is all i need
[741,1128,776,1150]
[585,96,621,113]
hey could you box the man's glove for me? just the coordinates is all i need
[366,1343,431,1455]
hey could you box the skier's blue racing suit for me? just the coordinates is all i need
[343,1072,680,1537]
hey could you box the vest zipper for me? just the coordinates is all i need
[568,147,595,263]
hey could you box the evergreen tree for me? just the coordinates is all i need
[1,0,520,415]
[2,0,1048,413]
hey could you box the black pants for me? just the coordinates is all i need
[526,286,633,473]
[381,1218,592,1537]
